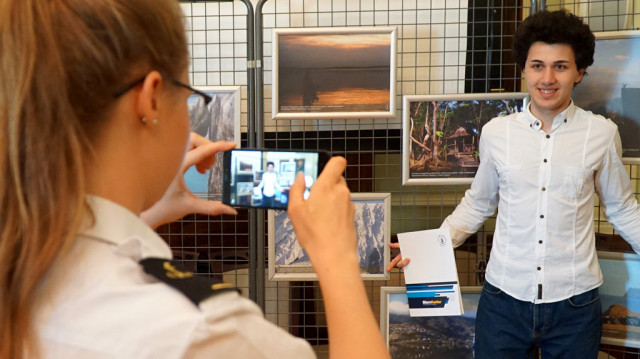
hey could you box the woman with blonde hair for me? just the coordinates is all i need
[0,0,389,358]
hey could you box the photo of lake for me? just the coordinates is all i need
[274,29,395,118]
[384,289,480,359]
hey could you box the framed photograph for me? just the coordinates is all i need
[268,193,391,281]
[572,30,640,164]
[184,86,241,200]
[272,26,397,120]
[237,160,253,174]
[598,251,640,348]
[402,93,528,185]
[280,161,296,174]
[380,286,482,358]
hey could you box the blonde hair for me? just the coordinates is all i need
[0,0,188,357]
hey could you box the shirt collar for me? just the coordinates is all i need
[524,100,576,132]
[81,196,172,260]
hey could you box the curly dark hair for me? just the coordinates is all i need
[513,10,595,71]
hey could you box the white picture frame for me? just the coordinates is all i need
[272,26,397,120]
[184,86,241,200]
[402,92,528,185]
[268,193,391,281]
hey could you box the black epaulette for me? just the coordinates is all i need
[139,257,239,305]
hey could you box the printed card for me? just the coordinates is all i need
[398,228,463,317]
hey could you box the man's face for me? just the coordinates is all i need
[523,42,585,120]
[267,164,274,172]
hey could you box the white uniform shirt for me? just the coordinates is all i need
[35,196,315,359]
[442,102,640,303]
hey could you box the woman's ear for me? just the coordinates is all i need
[136,71,164,125]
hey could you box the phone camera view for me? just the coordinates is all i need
[228,150,319,209]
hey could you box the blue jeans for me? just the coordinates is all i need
[475,281,601,359]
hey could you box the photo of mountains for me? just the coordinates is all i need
[185,87,240,200]
[273,197,387,278]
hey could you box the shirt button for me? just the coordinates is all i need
[535,122,539,126]
[537,267,541,271]
[546,135,550,139]
[541,187,546,191]
[543,159,547,163]
[540,215,544,218]
[564,119,567,123]
[539,240,543,244]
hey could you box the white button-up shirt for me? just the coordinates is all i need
[35,196,314,358]
[258,171,281,197]
[442,102,640,303]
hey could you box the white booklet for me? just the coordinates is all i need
[397,228,463,317]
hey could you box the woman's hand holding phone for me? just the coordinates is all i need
[141,133,237,228]
[287,156,390,359]
[288,156,357,271]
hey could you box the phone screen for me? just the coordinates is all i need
[222,149,328,209]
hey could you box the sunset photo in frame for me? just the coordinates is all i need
[572,30,640,163]
[268,193,391,281]
[380,286,482,358]
[272,26,397,120]
[184,86,241,200]
[402,93,527,185]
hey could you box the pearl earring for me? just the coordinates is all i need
[141,117,158,125]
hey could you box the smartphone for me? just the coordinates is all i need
[222,149,330,209]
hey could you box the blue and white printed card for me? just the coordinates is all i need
[398,228,463,317]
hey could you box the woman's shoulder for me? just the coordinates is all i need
[36,237,313,358]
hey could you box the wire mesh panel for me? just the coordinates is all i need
[158,1,253,295]
[166,0,640,357]
[181,2,251,88]
[260,1,512,356]
[551,0,640,31]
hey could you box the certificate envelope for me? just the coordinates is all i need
[398,228,463,317]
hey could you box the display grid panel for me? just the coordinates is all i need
[162,1,640,357]
[160,1,254,299]
[551,0,640,31]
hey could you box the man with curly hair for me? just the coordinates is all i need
[391,10,640,358]
[460,10,640,357]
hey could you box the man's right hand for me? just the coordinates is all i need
[386,242,410,272]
